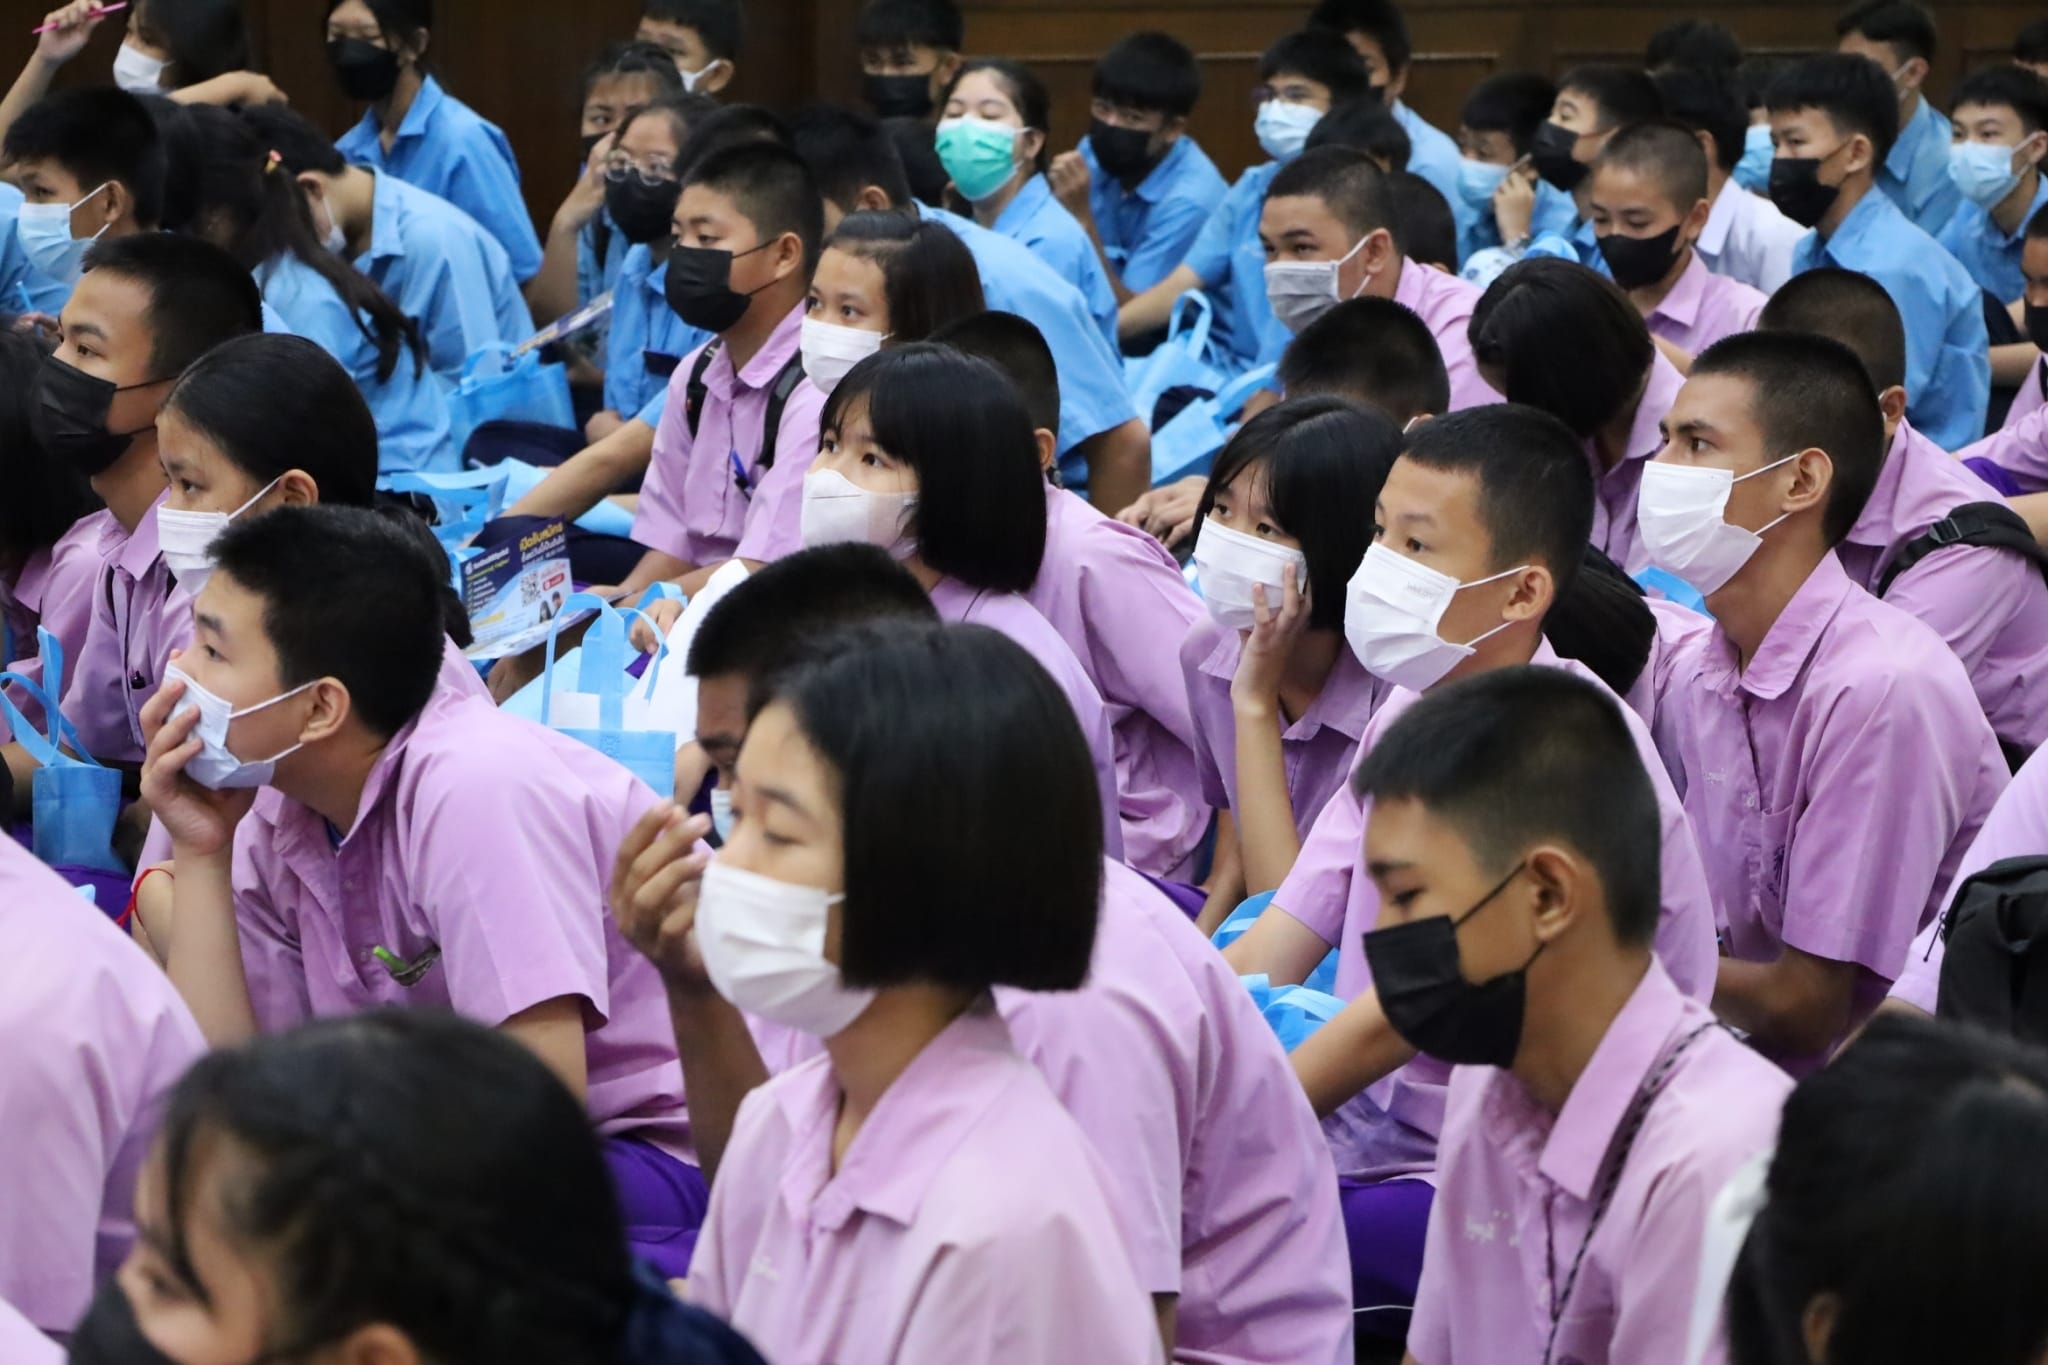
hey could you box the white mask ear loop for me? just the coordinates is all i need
[1732,453,1802,539]
[1337,231,1376,298]
[1449,562,1531,648]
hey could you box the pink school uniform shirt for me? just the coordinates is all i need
[1,510,109,741]
[1645,252,1766,360]
[1588,354,1686,575]
[1957,355,2047,488]
[0,838,205,1334]
[1622,597,1716,739]
[690,1008,1168,1365]
[1392,257,1502,413]
[1030,486,1210,877]
[1407,961,1790,1365]
[1653,553,2007,1072]
[1836,418,2048,753]
[0,1298,62,1363]
[61,497,192,764]
[633,304,827,569]
[227,689,691,1159]
[1180,614,1388,837]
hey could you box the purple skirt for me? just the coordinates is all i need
[603,1136,710,1279]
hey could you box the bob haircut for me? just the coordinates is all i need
[820,343,1048,592]
[754,620,1101,992]
[1470,257,1654,438]
[1199,395,1398,631]
[162,334,380,509]
[824,211,985,342]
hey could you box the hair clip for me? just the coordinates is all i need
[264,148,284,174]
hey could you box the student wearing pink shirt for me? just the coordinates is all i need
[135,506,703,1276]
[1954,210,2048,488]
[1640,332,2007,1073]
[1352,667,1788,1365]
[1759,268,2048,762]
[1588,120,1767,362]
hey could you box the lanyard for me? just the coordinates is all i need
[1542,1020,1720,1364]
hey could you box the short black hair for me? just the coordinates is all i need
[2031,199,2048,243]
[1645,20,1743,77]
[1260,29,1372,105]
[682,140,824,275]
[1738,54,1791,111]
[326,0,429,49]
[239,103,347,178]
[1385,170,1457,270]
[675,103,794,178]
[1268,145,1397,241]
[581,39,686,104]
[688,543,937,681]
[1306,97,1412,171]
[0,331,100,566]
[788,104,913,213]
[1279,297,1450,424]
[1953,63,2048,136]
[1758,266,1907,396]
[139,0,250,87]
[1767,53,1900,164]
[931,311,1060,436]
[643,0,742,60]
[1595,118,1711,211]
[884,114,950,206]
[3,87,167,229]
[1399,403,1595,603]
[1199,396,1398,630]
[1836,0,1938,65]
[820,344,1047,591]
[78,234,262,377]
[943,60,1051,175]
[1469,258,1653,439]
[1690,331,1886,545]
[1461,71,1558,156]
[1093,31,1201,119]
[163,335,379,509]
[1308,0,1413,72]
[1558,63,1666,129]
[2019,19,2048,66]
[1654,65,1749,173]
[760,621,1100,991]
[826,211,985,343]
[1354,665,1663,947]
[1539,545,1655,699]
[854,0,963,53]
[209,506,446,738]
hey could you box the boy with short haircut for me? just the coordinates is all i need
[1307,0,1460,206]
[1957,209,2048,481]
[1306,96,1411,174]
[636,0,739,94]
[1358,667,1790,1365]
[1451,71,1576,265]
[1384,169,1458,272]
[1653,65,1806,293]
[1761,267,2048,761]
[2,87,166,293]
[1589,118,1766,357]
[1525,65,1665,265]
[1280,296,1450,425]
[2020,19,2048,82]
[1049,31,1226,300]
[1640,332,2007,1072]
[1120,30,1370,378]
[1937,64,2048,305]
[1836,0,1959,235]
[1770,53,1992,449]
[855,0,963,122]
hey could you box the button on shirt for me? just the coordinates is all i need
[1792,187,1990,449]
[1081,133,1227,294]
[1655,553,2008,1072]
[1938,173,2048,304]
[62,498,190,765]
[1407,962,1790,1365]
[1393,256,1501,412]
[336,75,543,282]
[1877,95,1963,237]
[602,244,711,424]
[1030,486,1209,878]
[1588,353,1687,573]
[993,172,1121,349]
[1694,177,1804,295]
[355,168,533,382]
[1183,161,1292,376]
[1644,251,1766,360]
[689,1008,1167,1365]
[2,509,110,742]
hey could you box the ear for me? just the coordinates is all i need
[294,170,325,201]
[1877,385,1908,431]
[1159,115,1187,144]
[1363,225,1399,276]
[97,179,133,231]
[1690,128,1718,168]
[700,58,734,94]
[334,1322,422,1365]
[1523,844,1587,946]
[1897,55,1928,92]
[854,183,893,213]
[930,52,962,97]
[1384,63,1410,105]
[276,470,320,507]
[1845,130,1877,178]
[1681,196,1712,241]
[772,229,806,280]
[1501,563,1554,623]
[1783,446,1834,517]
[1034,427,1057,473]
[296,677,356,747]
[1801,1291,1841,1365]
[1017,126,1047,166]
[402,27,429,66]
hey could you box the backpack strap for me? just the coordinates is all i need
[1877,501,2048,598]
[682,340,722,439]
[755,355,809,472]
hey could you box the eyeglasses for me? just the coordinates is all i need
[1251,83,1323,107]
[603,159,679,189]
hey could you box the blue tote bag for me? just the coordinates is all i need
[537,591,677,797]
[0,628,122,873]
[447,342,576,454]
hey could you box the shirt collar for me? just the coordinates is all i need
[1886,96,1934,179]
[1705,552,1858,701]
[1392,255,1429,311]
[1997,175,2048,246]
[1198,629,1382,744]
[1626,354,1688,466]
[1130,135,1192,203]
[1699,179,1740,256]
[119,493,169,581]
[706,301,806,399]
[362,169,404,266]
[1536,961,1688,1200]
[394,73,445,143]
[1650,252,1710,331]
[1818,186,1893,261]
[994,171,1052,237]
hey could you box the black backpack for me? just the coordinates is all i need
[1936,854,2048,1045]
[1876,501,2048,598]
[680,339,809,489]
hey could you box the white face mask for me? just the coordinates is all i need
[677,59,723,93]
[1264,232,1374,334]
[799,316,885,393]
[693,859,875,1037]
[157,479,280,598]
[1193,517,1308,631]
[1342,542,1527,692]
[1255,99,1322,163]
[709,785,735,843]
[113,42,166,94]
[1635,455,1797,596]
[17,183,110,285]
[162,663,316,790]
[798,467,918,556]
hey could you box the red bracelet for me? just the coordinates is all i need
[119,865,173,931]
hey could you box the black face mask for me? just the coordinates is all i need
[70,1278,177,1365]
[31,352,164,477]
[664,240,775,333]
[328,37,401,102]
[863,71,935,120]
[604,174,682,245]
[1597,223,1684,291]
[1529,121,1588,193]
[1088,120,1156,183]
[1362,863,1541,1068]
[1767,156,1841,230]
[2024,301,2048,352]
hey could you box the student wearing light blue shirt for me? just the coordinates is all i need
[1309,0,1461,208]
[1837,0,1961,237]
[0,182,68,319]
[1937,65,2048,306]
[327,0,543,284]
[1772,53,1989,449]
[1449,72,1577,267]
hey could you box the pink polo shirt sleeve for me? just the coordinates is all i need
[1178,618,1236,811]
[1958,384,2048,490]
[630,339,713,565]
[1881,542,2037,688]
[731,378,829,564]
[1272,777,1366,949]
[0,1298,61,1364]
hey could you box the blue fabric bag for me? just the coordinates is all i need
[537,591,677,797]
[1149,363,1278,487]
[381,466,510,557]
[1238,973,1348,1052]
[0,629,122,873]
[448,342,576,453]
[1125,292,1228,431]
[1212,890,1340,996]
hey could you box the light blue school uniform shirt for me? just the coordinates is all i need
[1080,133,1227,295]
[993,172,1121,350]
[1453,177,1579,269]
[1938,174,2048,305]
[1793,187,1989,449]
[0,183,68,316]
[916,202,1139,482]
[603,242,710,426]
[253,253,455,474]
[355,170,532,382]
[336,74,543,283]
[1877,95,1963,238]
[1182,161,1293,378]
[1392,99,1461,209]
